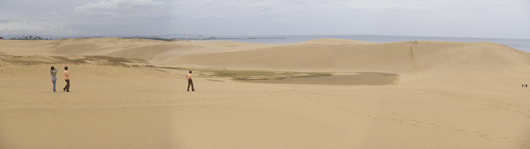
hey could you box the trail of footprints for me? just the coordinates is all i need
[422,88,530,119]
[299,94,528,147]
[300,88,530,119]
[2,88,527,147]
[2,90,293,107]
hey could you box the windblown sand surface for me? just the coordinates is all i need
[1,38,530,148]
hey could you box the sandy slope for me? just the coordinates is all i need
[165,41,530,73]
[1,38,530,149]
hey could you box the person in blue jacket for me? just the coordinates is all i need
[50,66,58,92]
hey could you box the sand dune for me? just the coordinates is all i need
[165,41,530,73]
[161,40,530,87]
[1,38,530,149]
[7,38,529,77]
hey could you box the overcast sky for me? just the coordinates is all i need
[0,0,529,39]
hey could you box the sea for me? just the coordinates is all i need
[205,35,530,52]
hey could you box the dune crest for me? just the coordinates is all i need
[291,38,373,45]
[164,41,530,73]
[3,38,530,85]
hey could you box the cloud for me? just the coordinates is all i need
[58,0,171,35]
[63,17,171,36]
[27,21,37,26]
[75,0,164,10]
[0,0,529,39]
[0,18,23,23]
[74,0,167,18]
[167,0,530,38]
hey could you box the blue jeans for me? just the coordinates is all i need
[52,79,57,92]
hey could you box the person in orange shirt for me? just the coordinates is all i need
[186,71,195,91]
[63,66,70,92]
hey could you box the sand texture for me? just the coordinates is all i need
[1,38,530,149]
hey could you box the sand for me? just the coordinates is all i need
[1,38,530,149]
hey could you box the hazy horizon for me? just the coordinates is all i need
[3,33,530,41]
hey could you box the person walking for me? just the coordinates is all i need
[63,66,70,92]
[50,66,58,92]
[186,71,195,91]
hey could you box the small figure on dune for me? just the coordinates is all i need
[63,66,70,92]
[526,84,528,88]
[186,71,195,91]
[50,66,58,92]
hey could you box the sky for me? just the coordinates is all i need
[0,0,529,39]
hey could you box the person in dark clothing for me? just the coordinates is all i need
[186,71,195,91]
[63,66,70,92]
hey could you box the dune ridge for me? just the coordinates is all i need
[1,38,530,149]
[3,38,530,85]
[5,38,529,75]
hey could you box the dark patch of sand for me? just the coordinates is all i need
[247,72,399,85]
